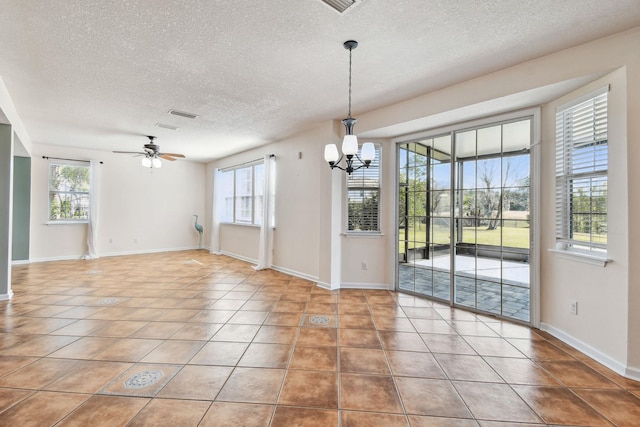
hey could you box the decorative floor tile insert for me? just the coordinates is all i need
[302,314,337,328]
[124,369,164,389]
[99,364,181,397]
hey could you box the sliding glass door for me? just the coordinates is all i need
[397,117,532,323]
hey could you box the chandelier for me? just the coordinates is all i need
[324,40,375,175]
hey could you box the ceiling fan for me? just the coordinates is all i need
[113,136,185,168]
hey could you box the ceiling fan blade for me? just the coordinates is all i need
[113,150,146,154]
[160,154,177,161]
[160,153,185,158]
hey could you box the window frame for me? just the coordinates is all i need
[47,160,91,224]
[346,144,382,234]
[220,160,265,226]
[554,87,608,256]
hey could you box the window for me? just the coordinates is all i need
[220,161,265,225]
[555,89,608,253]
[48,161,91,222]
[347,145,381,232]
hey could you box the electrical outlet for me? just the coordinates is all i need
[362,261,368,270]
[134,238,138,244]
[109,238,113,244]
[570,300,578,315]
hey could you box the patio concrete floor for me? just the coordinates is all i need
[398,255,530,322]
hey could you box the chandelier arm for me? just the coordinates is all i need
[329,154,345,171]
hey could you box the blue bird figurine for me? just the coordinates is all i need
[193,215,204,249]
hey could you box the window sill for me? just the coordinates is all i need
[342,232,384,238]
[220,222,275,229]
[46,221,88,225]
[548,248,611,267]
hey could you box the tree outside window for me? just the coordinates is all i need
[48,162,90,222]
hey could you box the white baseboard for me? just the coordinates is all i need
[11,259,30,265]
[219,250,257,265]
[626,365,640,381]
[0,291,13,301]
[270,265,319,283]
[30,246,201,263]
[340,282,393,290]
[540,322,640,382]
[314,281,392,291]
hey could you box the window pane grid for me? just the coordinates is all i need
[220,162,265,226]
[48,163,91,221]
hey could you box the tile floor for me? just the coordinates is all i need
[1,250,639,426]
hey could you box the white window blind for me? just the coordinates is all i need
[555,89,608,252]
[347,146,381,232]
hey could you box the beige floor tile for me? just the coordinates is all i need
[271,406,338,427]
[279,370,338,408]
[199,402,273,427]
[169,322,222,340]
[238,343,292,368]
[342,411,409,427]
[341,373,403,413]
[297,327,337,347]
[216,367,285,404]
[212,323,261,342]
[140,340,205,364]
[130,322,187,339]
[386,350,447,379]
[0,387,34,413]
[0,357,78,389]
[573,388,640,427]
[338,328,381,348]
[127,398,211,427]
[0,391,89,427]
[92,338,163,362]
[453,381,542,423]
[45,360,132,393]
[290,346,338,371]
[395,377,471,418]
[55,395,149,427]
[157,365,233,400]
[514,385,614,426]
[340,347,390,375]
[188,341,249,366]
[434,353,504,383]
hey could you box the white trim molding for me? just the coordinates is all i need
[541,322,640,382]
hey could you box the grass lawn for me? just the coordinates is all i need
[399,225,530,250]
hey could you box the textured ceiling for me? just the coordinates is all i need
[1,0,639,161]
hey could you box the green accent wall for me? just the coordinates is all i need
[12,156,30,261]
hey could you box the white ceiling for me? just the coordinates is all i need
[1,0,639,162]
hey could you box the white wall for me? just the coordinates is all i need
[30,144,206,261]
[208,123,335,281]
[340,138,395,288]
[540,70,629,369]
